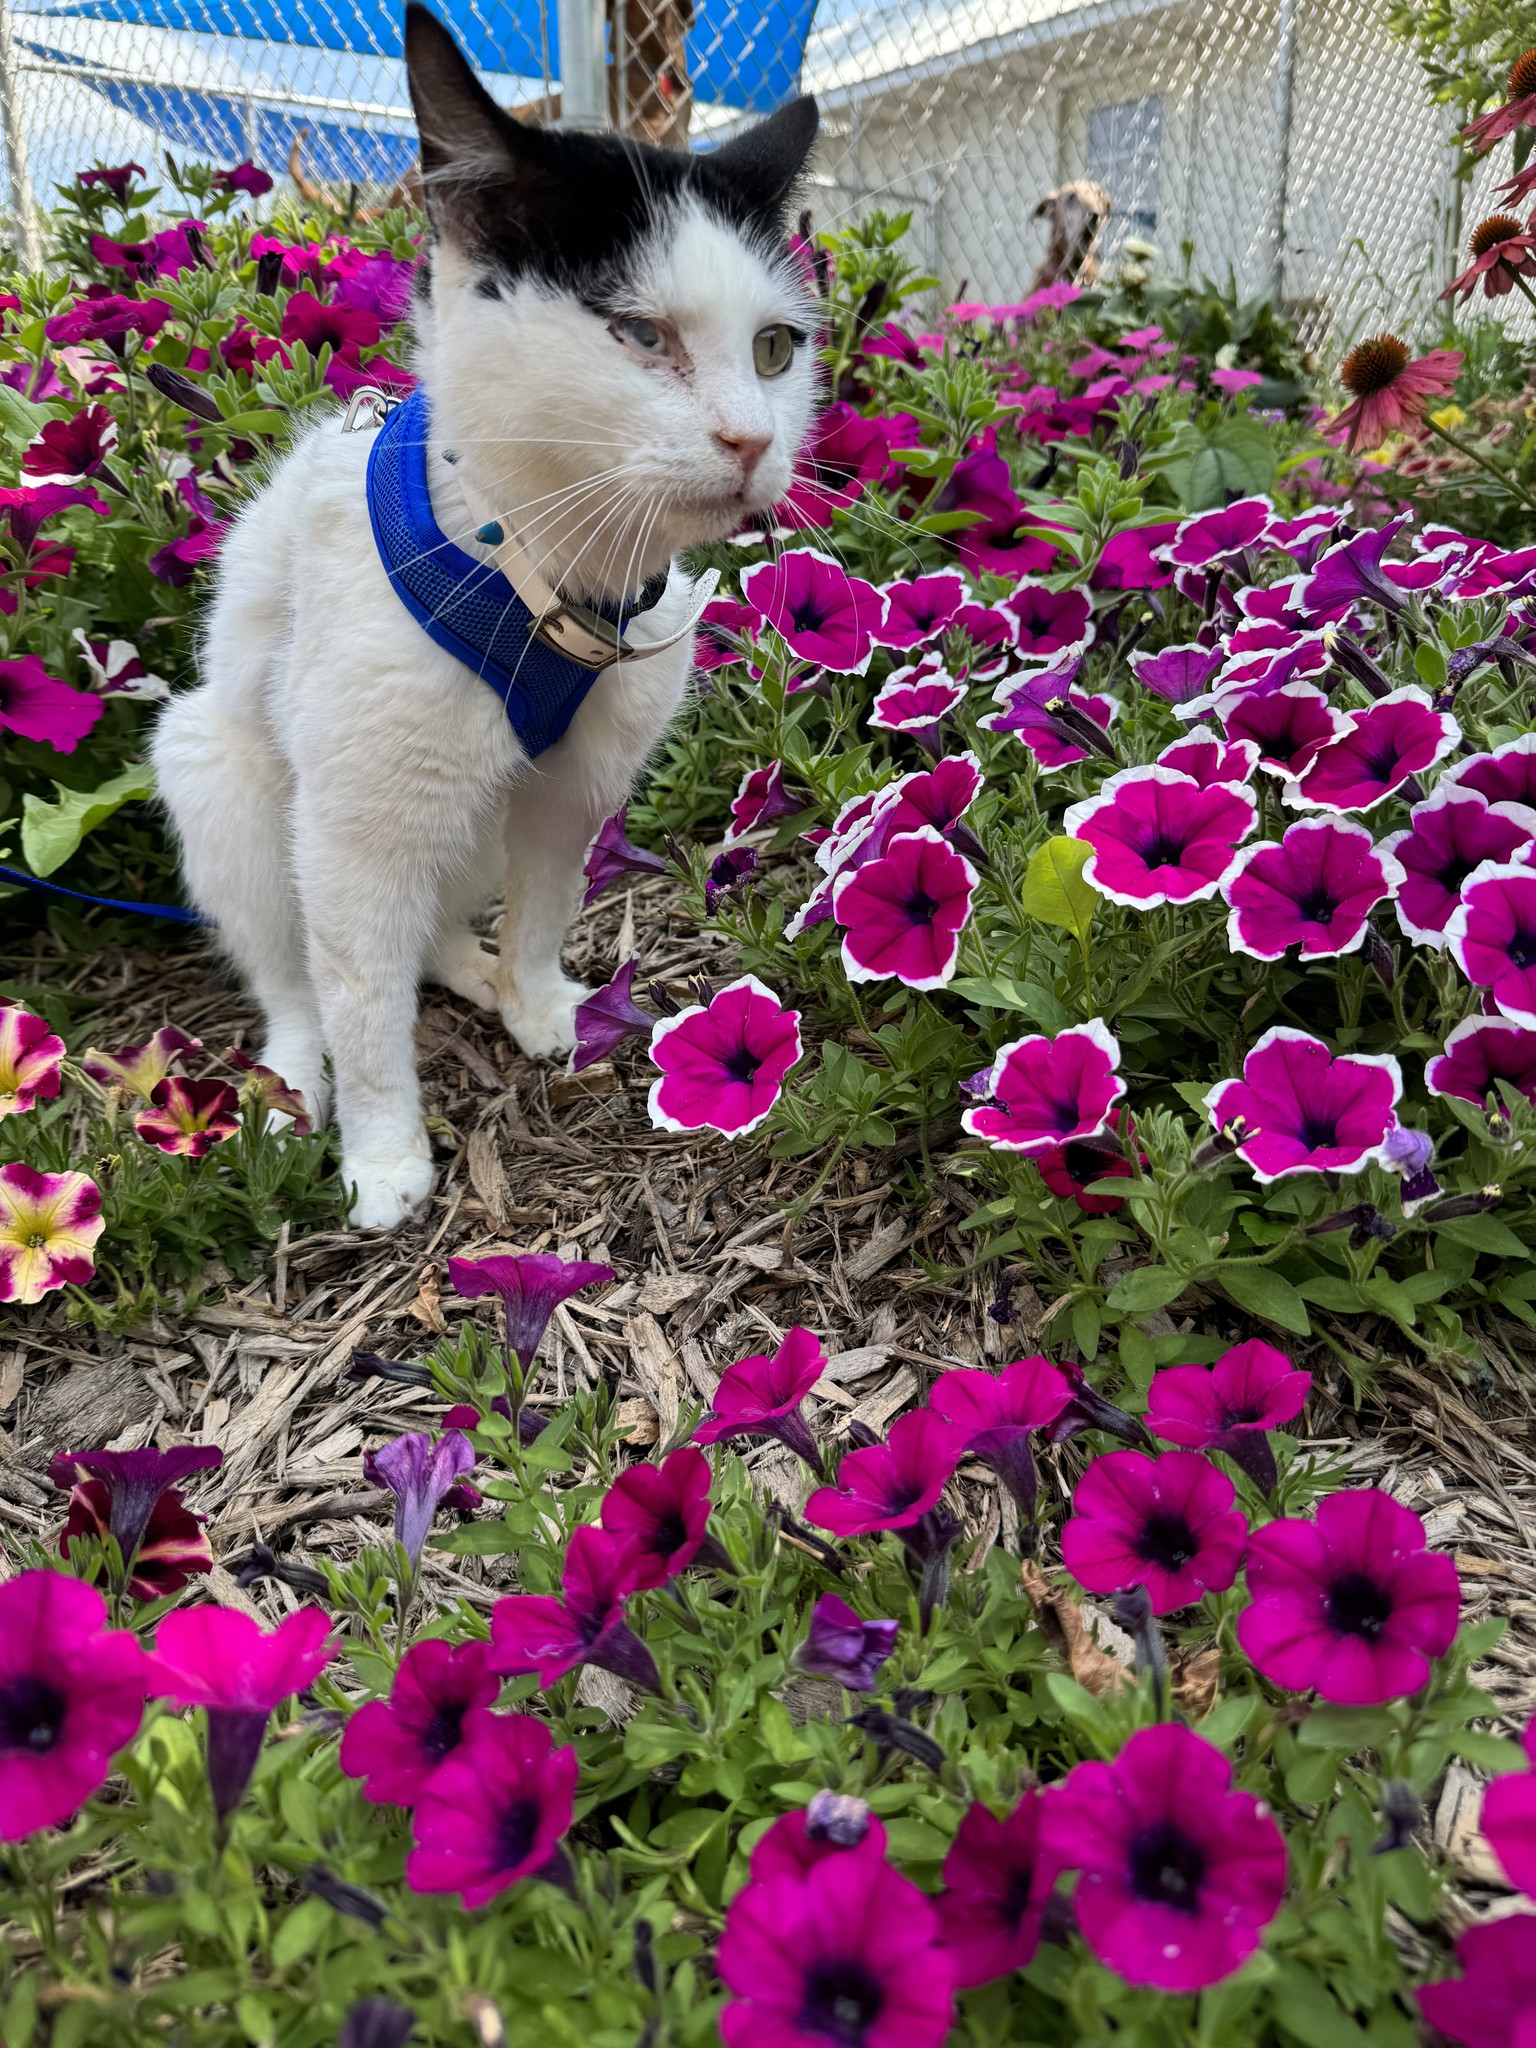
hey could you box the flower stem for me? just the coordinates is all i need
[1425,420,1536,512]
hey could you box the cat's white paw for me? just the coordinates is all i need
[503,977,591,1060]
[345,1143,434,1229]
[426,931,500,1012]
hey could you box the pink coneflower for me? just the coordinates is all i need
[961,1020,1125,1155]
[937,1794,1060,1988]
[750,1794,888,1881]
[1065,766,1257,909]
[50,1445,221,1600]
[1237,1488,1460,1705]
[793,1593,900,1691]
[694,1325,825,1466]
[489,1525,659,1692]
[447,1250,614,1368]
[1447,861,1536,1029]
[340,1639,500,1807]
[1379,787,1536,947]
[81,1024,201,1100]
[1203,1027,1402,1183]
[599,1446,713,1589]
[833,825,977,991]
[1443,213,1536,302]
[805,1409,959,1537]
[133,1076,241,1158]
[1061,1448,1247,1614]
[1427,1014,1536,1109]
[718,1853,954,2048]
[1222,817,1403,961]
[0,1003,64,1119]
[647,975,804,1139]
[0,1163,105,1306]
[1145,1340,1310,1494]
[1463,48,1536,151]
[1326,334,1463,450]
[929,1355,1071,1513]
[1482,1718,1536,1897]
[406,1712,578,1908]
[1042,1723,1287,1991]
[1418,1914,1536,2048]
[0,1571,146,1839]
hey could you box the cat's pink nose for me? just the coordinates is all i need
[714,429,772,478]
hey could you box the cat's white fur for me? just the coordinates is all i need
[153,196,818,1227]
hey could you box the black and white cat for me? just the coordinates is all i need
[153,5,819,1227]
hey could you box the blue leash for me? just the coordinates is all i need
[0,860,206,925]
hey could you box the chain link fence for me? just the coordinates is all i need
[0,0,1485,350]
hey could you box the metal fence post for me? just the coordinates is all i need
[0,0,40,271]
[1269,0,1298,306]
[557,0,607,128]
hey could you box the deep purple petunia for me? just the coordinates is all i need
[599,1446,713,1589]
[726,760,801,842]
[1481,1718,1536,1898]
[1041,1723,1287,1992]
[1445,733,1536,811]
[1064,766,1257,908]
[1427,1014,1536,1108]
[406,1712,577,1908]
[1418,1916,1536,2048]
[961,1020,1125,1155]
[1285,687,1459,812]
[0,655,104,753]
[147,472,230,584]
[1222,817,1403,961]
[1036,1109,1143,1213]
[1155,731,1257,788]
[741,548,882,674]
[1145,1340,1310,1494]
[1447,861,1536,1029]
[718,1850,954,2048]
[929,1355,1072,1513]
[1061,1449,1247,1614]
[1000,580,1093,659]
[792,1592,900,1691]
[571,959,654,1071]
[448,1251,613,1368]
[694,1325,825,1466]
[876,570,967,648]
[1164,496,1273,569]
[362,1431,475,1569]
[1298,514,1414,617]
[339,1639,500,1806]
[489,1524,659,1693]
[749,1794,888,1882]
[22,404,118,485]
[1379,787,1536,947]
[833,825,977,990]
[1239,1488,1460,1705]
[1129,641,1225,706]
[1203,1027,1401,1182]
[1219,683,1351,780]
[582,804,667,904]
[936,1794,1060,1988]
[982,667,1117,771]
[50,1445,221,1600]
[805,1409,959,1537]
[45,293,173,348]
[647,975,803,1137]
[0,1571,146,1840]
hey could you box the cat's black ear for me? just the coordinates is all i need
[703,96,819,226]
[405,2,554,248]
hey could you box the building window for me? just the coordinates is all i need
[1087,94,1164,257]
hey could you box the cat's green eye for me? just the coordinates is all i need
[753,324,798,377]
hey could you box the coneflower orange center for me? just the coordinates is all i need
[1340,334,1408,397]
[1509,48,1536,97]
[1471,213,1523,258]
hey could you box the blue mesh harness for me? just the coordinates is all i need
[365,389,660,758]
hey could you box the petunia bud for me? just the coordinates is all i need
[1329,631,1394,700]
[1373,1778,1422,1855]
[1422,1186,1502,1220]
[632,1918,657,1995]
[255,248,285,296]
[1111,1583,1168,1709]
[303,1862,390,1928]
[847,1704,945,1772]
[337,1999,415,2048]
[1043,695,1120,763]
[347,1350,432,1387]
[146,361,225,422]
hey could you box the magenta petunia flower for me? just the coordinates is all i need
[718,1851,954,2048]
[81,1024,202,1101]
[1000,580,1093,659]
[833,825,977,990]
[0,1004,64,1119]
[749,1795,888,1882]
[940,446,1058,580]
[1447,861,1536,1029]
[571,960,653,1072]
[951,600,1017,656]
[1239,1487,1459,1705]
[876,570,967,648]
[599,1446,713,1589]
[406,1712,577,1909]
[1146,1340,1310,1494]
[1482,1719,1536,1897]
[147,474,231,585]
[860,752,984,855]
[1378,787,1536,947]
[489,1524,658,1693]
[339,1639,500,1807]
[1219,683,1351,781]
[1091,522,1178,591]
[741,548,882,674]
[133,1076,241,1158]
[1061,1448,1247,1614]
[1042,1722,1287,1992]
[447,1250,613,1368]
[869,668,965,749]
[1285,687,1459,813]
[582,803,667,904]
[22,404,118,486]
[50,1445,221,1600]
[1222,817,1403,961]
[78,160,146,198]
[1155,731,1257,788]
[792,1592,900,1692]
[363,1430,475,1569]
[1427,1014,1536,1109]
[1418,1915,1536,2048]
[1129,641,1225,706]
[1065,766,1257,909]
[145,1605,335,1818]
[213,158,274,196]
[0,1572,146,1840]
[962,1020,1125,1155]
[726,760,800,842]
[1164,496,1273,569]
[805,1408,959,1537]
[45,293,173,348]
[1445,734,1536,811]
[0,655,104,753]
[937,1793,1060,1988]
[929,1355,1072,1514]
[1215,634,1332,702]
[0,1163,105,1306]
[1035,1109,1143,1214]
[1203,1027,1402,1182]
[694,1325,825,1467]
[982,666,1117,771]
[647,975,803,1138]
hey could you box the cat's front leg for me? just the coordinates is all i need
[495,773,602,1059]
